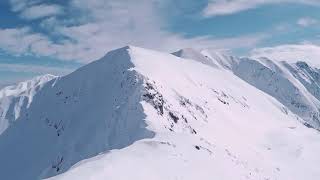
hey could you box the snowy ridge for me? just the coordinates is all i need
[0,74,56,98]
[0,74,57,134]
[0,46,320,180]
[173,48,320,129]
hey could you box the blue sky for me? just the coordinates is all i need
[1,0,320,87]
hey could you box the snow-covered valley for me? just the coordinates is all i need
[1,46,320,180]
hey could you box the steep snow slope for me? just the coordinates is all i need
[173,48,320,129]
[1,46,320,180]
[0,74,56,134]
[0,47,154,180]
[232,58,320,129]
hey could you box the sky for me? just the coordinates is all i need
[0,0,320,87]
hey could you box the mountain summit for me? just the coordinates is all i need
[1,46,320,180]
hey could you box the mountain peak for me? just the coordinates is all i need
[1,46,320,180]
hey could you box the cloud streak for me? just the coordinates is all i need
[0,63,74,75]
[19,4,63,20]
[0,27,47,54]
[297,17,318,27]
[250,43,320,67]
[204,0,320,17]
[10,0,63,20]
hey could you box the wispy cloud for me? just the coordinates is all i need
[250,43,320,66]
[9,0,36,12]
[19,4,63,20]
[9,0,63,20]
[0,63,74,75]
[204,0,320,17]
[297,17,318,27]
[0,0,267,62]
[0,27,81,60]
[0,27,47,54]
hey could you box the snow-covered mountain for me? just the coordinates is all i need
[173,48,320,129]
[1,46,320,180]
[0,74,57,135]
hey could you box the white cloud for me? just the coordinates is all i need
[0,27,71,59]
[9,0,63,20]
[297,17,318,27]
[1,0,267,62]
[9,0,38,12]
[0,27,47,54]
[204,0,264,16]
[0,63,74,75]
[19,4,63,20]
[55,0,267,61]
[204,0,320,17]
[250,43,320,67]
[0,26,266,62]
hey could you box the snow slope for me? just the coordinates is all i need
[173,48,320,129]
[1,46,320,180]
[0,74,56,134]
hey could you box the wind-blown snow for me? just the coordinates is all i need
[1,46,320,180]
